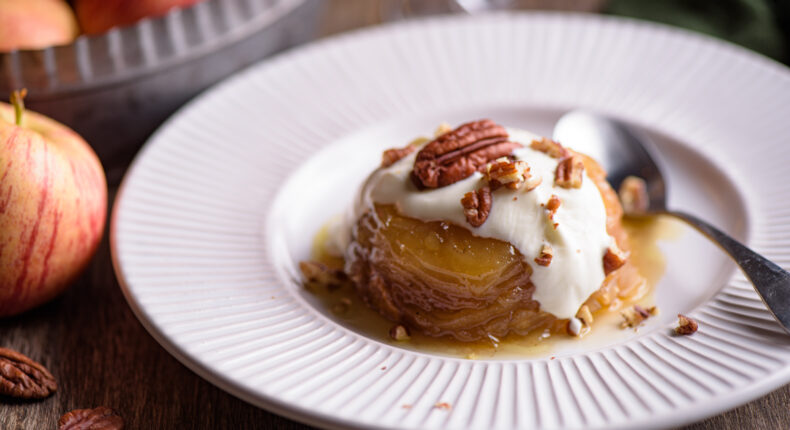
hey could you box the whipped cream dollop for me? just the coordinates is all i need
[346,127,614,320]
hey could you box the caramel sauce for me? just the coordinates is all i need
[307,215,683,359]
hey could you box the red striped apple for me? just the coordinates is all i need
[0,0,80,51]
[0,91,107,317]
[75,0,205,35]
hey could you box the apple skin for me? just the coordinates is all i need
[0,102,107,317]
[75,0,205,35]
[0,0,80,51]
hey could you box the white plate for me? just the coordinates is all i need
[111,13,790,429]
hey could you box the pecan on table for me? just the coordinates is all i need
[0,347,56,400]
[58,406,124,430]
[461,186,492,227]
[411,120,521,189]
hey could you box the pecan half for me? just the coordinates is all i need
[530,137,568,159]
[59,406,124,430]
[486,158,530,190]
[603,244,629,275]
[534,244,553,266]
[675,314,698,335]
[0,347,56,400]
[555,155,584,189]
[461,186,492,227]
[411,120,521,189]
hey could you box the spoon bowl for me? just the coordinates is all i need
[554,111,667,212]
[554,110,790,333]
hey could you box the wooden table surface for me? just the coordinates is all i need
[3,1,790,428]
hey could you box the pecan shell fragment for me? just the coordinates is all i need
[461,186,492,227]
[59,406,124,430]
[0,347,56,400]
[412,120,521,189]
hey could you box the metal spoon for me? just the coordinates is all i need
[553,110,790,333]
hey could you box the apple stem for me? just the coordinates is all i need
[10,88,27,126]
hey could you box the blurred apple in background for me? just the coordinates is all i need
[75,0,206,35]
[0,0,79,51]
[0,91,107,317]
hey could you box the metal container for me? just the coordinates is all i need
[1,0,320,182]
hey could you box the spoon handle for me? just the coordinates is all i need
[669,210,790,332]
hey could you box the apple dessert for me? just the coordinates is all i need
[304,119,647,342]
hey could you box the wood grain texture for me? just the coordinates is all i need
[1,1,789,428]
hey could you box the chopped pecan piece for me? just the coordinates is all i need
[389,324,411,341]
[620,305,657,329]
[544,194,561,229]
[534,244,553,266]
[0,347,57,400]
[486,157,530,190]
[530,137,568,158]
[381,145,416,167]
[619,175,650,214]
[675,314,698,335]
[299,261,350,292]
[545,194,561,214]
[603,244,629,275]
[381,136,430,168]
[58,406,123,430]
[461,186,492,227]
[411,120,521,189]
[555,155,584,189]
[523,175,542,191]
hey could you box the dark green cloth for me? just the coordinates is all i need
[606,0,789,63]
